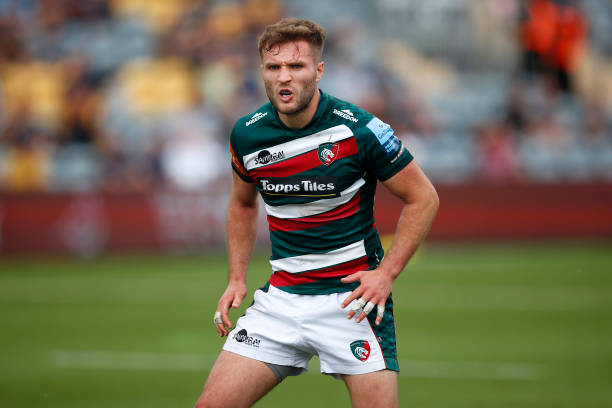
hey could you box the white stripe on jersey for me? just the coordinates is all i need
[243,125,354,171]
[270,240,366,273]
[264,177,366,219]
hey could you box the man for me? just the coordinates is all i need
[195,18,439,408]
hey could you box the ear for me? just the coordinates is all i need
[316,61,324,83]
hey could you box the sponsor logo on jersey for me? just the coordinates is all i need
[318,142,340,166]
[366,117,402,158]
[333,109,358,123]
[233,329,261,347]
[254,149,285,165]
[246,112,268,126]
[350,340,371,362]
[258,176,339,197]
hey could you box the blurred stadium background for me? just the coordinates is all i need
[0,0,611,407]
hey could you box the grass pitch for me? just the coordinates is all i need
[1,241,611,407]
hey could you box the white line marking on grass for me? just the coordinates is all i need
[49,350,215,372]
[48,350,547,381]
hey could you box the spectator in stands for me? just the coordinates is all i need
[0,0,610,192]
[550,1,587,93]
[519,0,587,93]
[520,0,559,78]
[60,58,103,146]
[476,121,520,182]
[0,108,53,192]
[0,13,28,63]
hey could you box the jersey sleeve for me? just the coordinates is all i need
[359,116,413,181]
[229,126,253,183]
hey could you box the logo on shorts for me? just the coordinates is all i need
[350,340,371,362]
[233,329,261,348]
[318,143,339,166]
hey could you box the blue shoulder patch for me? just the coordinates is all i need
[366,117,401,157]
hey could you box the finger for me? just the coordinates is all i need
[218,298,233,331]
[346,301,361,320]
[213,311,223,325]
[355,301,376,323]
[340,272,361,283]
[232,292,245,308]
[347,297,366,320]
[216,322,228,337]
[213,311,225,336]
[375,303,385,325]
[351,298,366,312]
[355,310,369,323]
[363,301,375,315]
[342,288,364,309]
[214,313,227,337]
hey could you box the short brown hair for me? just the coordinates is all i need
[258,18,326,61]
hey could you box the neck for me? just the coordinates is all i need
[278,89,321,129]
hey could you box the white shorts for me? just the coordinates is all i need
[222,283,399,377]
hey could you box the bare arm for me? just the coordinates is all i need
[215,171,259,336]
[341,160,439,324]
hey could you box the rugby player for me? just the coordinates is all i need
[195,18,439,408]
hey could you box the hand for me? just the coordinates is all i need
[214,281,247,337]
[340,268,394,325]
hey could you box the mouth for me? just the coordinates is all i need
[278,88,293,103]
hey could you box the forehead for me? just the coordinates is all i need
[261,40,315,64]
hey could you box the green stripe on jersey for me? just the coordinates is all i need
[274,278,360,295]
[269,217,370,259]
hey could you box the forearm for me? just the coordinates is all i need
[226,199,259,284]
[378,189,439,280]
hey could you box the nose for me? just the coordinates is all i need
[278,66,291,83]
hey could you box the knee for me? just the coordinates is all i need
[193,397,213,408]
[194,393,225,408]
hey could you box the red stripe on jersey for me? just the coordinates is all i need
[269,256,369,286]
[267,191,361,232]
[250,137,358,179]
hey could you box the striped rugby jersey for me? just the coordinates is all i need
[230,91,413,295]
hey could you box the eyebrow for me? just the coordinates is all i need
[263,58,307,67]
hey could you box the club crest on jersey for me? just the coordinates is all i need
[350,340,371,362]
[318,143,339,166]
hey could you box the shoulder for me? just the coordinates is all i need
[323,93,394,139]
[323,93,395,146]
[322,92,375,131]
[232,102,275,137]
[324,94,406,161]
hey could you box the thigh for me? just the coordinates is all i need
[308,292,398,376]
[223,285,312,369]
[195,351,278,408]
[342,369,398,408]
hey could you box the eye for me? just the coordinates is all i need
[267,65,280,71]
[291,64,303,69]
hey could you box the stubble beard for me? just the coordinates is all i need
[266,75,318,116]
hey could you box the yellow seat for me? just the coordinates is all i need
[110,0,190,33]
[1,62,65,129]
[118,57,196,116]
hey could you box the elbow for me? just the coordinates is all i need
[428,184,440,214]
